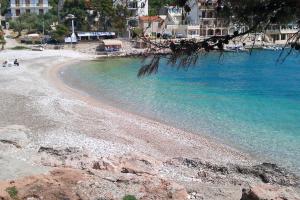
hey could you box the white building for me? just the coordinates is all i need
[265,23,299,44]
[159,6,200,39]
[158,0,232,39]
[115,0,148,17]
[197,0,230,39]
[10,0,50,17]
[114,0,148,38]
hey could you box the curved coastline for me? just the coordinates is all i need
[53,57,300,176]
[49,58,256,165]
[0,50,299,199]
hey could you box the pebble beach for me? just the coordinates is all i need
[0,49,299,200]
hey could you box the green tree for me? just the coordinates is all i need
[9,13,57,36]
[90,0,114,31]
[148,0,173,16]
[0,26,6,50]
[0,0,9,15]
[51,24,69,42]
[61,0,89,31]
[112,4,129,36]
[9,15,28,37]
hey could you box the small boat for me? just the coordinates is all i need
[262,46,282,51]
[224,45,248,52]
[31,45,44,51]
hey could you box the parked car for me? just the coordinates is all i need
[175,33,185,38]
[31,45,44,51]
[44,38,61,45]
[162,33,172,39]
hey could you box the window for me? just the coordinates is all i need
[215,29,221,36]
[222,29,228,35]
[208,29,214,36]
[39,9,44,14]
[272,34,280,41]
[25,0,30,6]
[207,12,214,18]
[158,22,161,28]
[281,34,286,40]
[38,0,43,6]
[16,9,20,16]
[200,29,206,36]
[15,0,20,6]
[189,30,197,35]
[26,9,30,13]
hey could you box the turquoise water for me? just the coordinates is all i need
[61,50,300,173]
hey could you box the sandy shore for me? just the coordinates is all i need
[0,49,299,200]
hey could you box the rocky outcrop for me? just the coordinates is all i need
[77,171,188,200]
[0,140,21,149]
[176,158,299,187]
[241,184,300,200]
[236,163,299,187]
[0,167,188,200]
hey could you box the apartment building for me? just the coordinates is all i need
[265,23,299,44]
[10,0,49,17]
[114,0,148,38]
[114,0,148,17]
[156,0,230,39]
[159,6,200,39]
[197,0,229,39]
[139,16,164,37]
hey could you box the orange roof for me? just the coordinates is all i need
[139,16,163,22]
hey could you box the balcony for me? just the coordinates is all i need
[11,3,48,8]
[37,3,48,7]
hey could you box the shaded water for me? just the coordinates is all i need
[61,50,300,173]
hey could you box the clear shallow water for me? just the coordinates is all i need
[61,50,300,173]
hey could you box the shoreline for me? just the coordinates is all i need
[0,49,299,199]
[53,57,295,174]
[56,59,264,162]
[49,57,255,166]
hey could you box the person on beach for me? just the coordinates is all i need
[14,59,19,66]
[2,61,7,67]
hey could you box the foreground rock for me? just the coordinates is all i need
[0,168,188,200]
[241,184,300,200]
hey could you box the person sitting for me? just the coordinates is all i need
[2,61,7,67]
[14,59,19,66]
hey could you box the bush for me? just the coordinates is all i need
[123,195,137,200]
[5,186,18,199]
[10,46,30,50]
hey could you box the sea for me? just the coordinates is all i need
[60,50,300,174]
